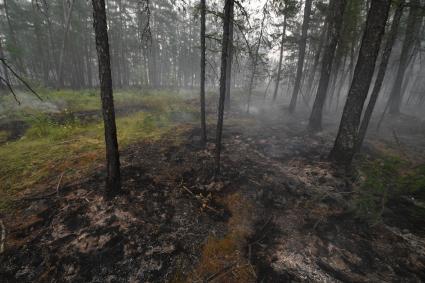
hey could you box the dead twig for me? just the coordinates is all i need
[0,220,5,254]
[205,262,238,282]
[56,172,65,196]
[181,185,221,214]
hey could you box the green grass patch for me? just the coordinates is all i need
[0,90,199,212]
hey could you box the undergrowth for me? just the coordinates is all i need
[0,90,198,212]
[355,156,425,225]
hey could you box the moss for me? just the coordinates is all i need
[189,193,256,282]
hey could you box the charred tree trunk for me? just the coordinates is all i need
[215,0,233,175]
[308,0,347,132]
[92,0,122,196]
[289,0,312,113]
[329,0,391,165]
[272,16,287,101]
[388,0,421,115]
[356,1,404,151]
[199,0,207,144]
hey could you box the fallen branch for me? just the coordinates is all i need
[56,172,65,196]
[0,220,5,254]
[0,76,20,104]
[205,262,238,282]
[181,185,222,215]
[0,58,42,101]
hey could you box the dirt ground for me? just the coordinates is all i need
[0,102,424,282]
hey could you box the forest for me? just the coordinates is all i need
[0,0,424,282]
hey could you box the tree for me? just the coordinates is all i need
[272,16,287,101]
[329,0,392,165]
[387,0,422,115]
[246,4,267,113]
[57,0,75,88]
[215,0,233,175]
[224,5,234,110]
[308,0,347,132]
[288,0,312,113]
[200,0,207,144]
[91,0,121,196]
[0,39,11,88]
[356,1,405,151]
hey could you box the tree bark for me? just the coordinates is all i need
[388,0,421,115]
[356,1,404,151]
[215,0,233,175]
[289,0,313,113]
[329,0,391,165]
[92,0,122,196]
[200,0,207,144]
[308,0,347,132]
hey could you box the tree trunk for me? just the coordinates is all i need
[388,0,421,115]
[272,16,287,101]
[91,0,122,196]
[199,0,207,144]
[4,0,26,75]
[356,1,404,151]
[0,40,11,87]
[247,10,266,113]
[215,0,233,175]
[31,0,49,86]
[329,0,391,165]
[58,0,75,88]
[289,0,313,113]
[308,0,347,132]
[224,6,234,110]
[306,24,327,98]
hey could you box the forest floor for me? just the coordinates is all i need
[0,90,424,282]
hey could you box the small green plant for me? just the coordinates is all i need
[354,157,404,225]
[355,156,425,225]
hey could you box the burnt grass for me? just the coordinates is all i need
[1,106,425,282]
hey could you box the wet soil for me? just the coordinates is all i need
[0,103,424,282]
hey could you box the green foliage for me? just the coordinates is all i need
[0,90,197,212]
[354,157,425,225]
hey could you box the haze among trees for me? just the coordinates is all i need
[0,0,425,282]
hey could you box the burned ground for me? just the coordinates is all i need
[0,103,424,282]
